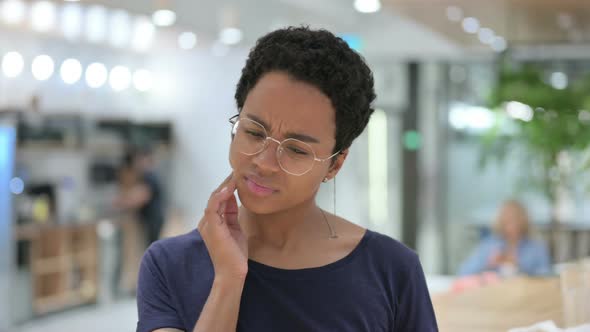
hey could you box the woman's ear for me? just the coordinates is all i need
[326,149,349,180]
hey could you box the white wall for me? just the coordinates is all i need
[1,29,411,240]
[166,51,246,223]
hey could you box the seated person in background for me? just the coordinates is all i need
[458,200,552,277]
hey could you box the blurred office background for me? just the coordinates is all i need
[1,0,590,331]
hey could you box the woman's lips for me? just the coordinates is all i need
[245,177,276,197]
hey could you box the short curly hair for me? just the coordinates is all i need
[235,26,376,155]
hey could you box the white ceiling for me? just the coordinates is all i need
[5,0,587,60]
[385,0,590,46]
[83,0,464,59]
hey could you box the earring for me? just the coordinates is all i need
[323,177,329,183]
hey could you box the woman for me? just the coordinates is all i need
[458,200,552,277]
[137,27,437,332]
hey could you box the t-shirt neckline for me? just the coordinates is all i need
[246,228,374,280]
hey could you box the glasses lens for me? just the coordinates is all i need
[233,119,267,155]
[278,139,315,175]
[231,118,317,176]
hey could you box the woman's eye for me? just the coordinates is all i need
[246,130,265,138]
[288,147,308,155]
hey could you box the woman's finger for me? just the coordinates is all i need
[206,181,236,219]
[213,173,234,194]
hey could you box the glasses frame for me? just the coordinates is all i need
[229,114,341,176]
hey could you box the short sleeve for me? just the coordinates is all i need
[394,261,439,331]
[137,245,185,332]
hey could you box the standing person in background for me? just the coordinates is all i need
[113,155,142,296]
[459,199,552,277]
[115,145,165,247]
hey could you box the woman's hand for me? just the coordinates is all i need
[487,250,503,269]
[197,173,248,281]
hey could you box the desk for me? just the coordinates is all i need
[433,277,563,332]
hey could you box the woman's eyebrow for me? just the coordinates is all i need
[245,113,320,143]
[284,131,320,144]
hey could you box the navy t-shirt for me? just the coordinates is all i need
[136,228,438,332]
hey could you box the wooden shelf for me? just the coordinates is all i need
[34,288,96,315]
[32,256,70,275]
[75,249,97,262]
[20,223,99,316]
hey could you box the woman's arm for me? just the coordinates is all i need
[191,277,245,332]
[457,240,494,276]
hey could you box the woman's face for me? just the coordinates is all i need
[229,71,346,215]
[499,204,526,241]
[119,166,139,189]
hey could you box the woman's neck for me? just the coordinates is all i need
[240,199,326,253]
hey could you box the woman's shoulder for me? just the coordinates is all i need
[331,214,420,272]
[365,229,421,268]
[149,228,204,251]
[142,229,210,270]
[521,237,549,251]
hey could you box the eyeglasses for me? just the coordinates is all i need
[229,114,340,176]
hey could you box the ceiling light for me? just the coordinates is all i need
[85,5,107,43]
[491,36,507,52]
[109,9,131,47]
[446,6,462,22]
[31,54,54,81]
[178,31,197,50]
[132,16,155,51]
[109,66,131,91]
[478,28,495,44]
[60,58,82,84]
[1,0,26,25]
[2,52,24,78]
[219,27,242,45]
[61,2,82,40]
[462,17,479,34]
[152,9,176,27]
[85,62,107,88]
[354,0,381,13]
[31,1,56,32]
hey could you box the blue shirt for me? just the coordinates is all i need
[458,235,552,276]
[136,228,438,332]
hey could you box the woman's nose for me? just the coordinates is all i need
[252,138,281,172]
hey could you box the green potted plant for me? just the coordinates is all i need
[480,60,590,254]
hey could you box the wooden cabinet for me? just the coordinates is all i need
[17,224,98,315]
